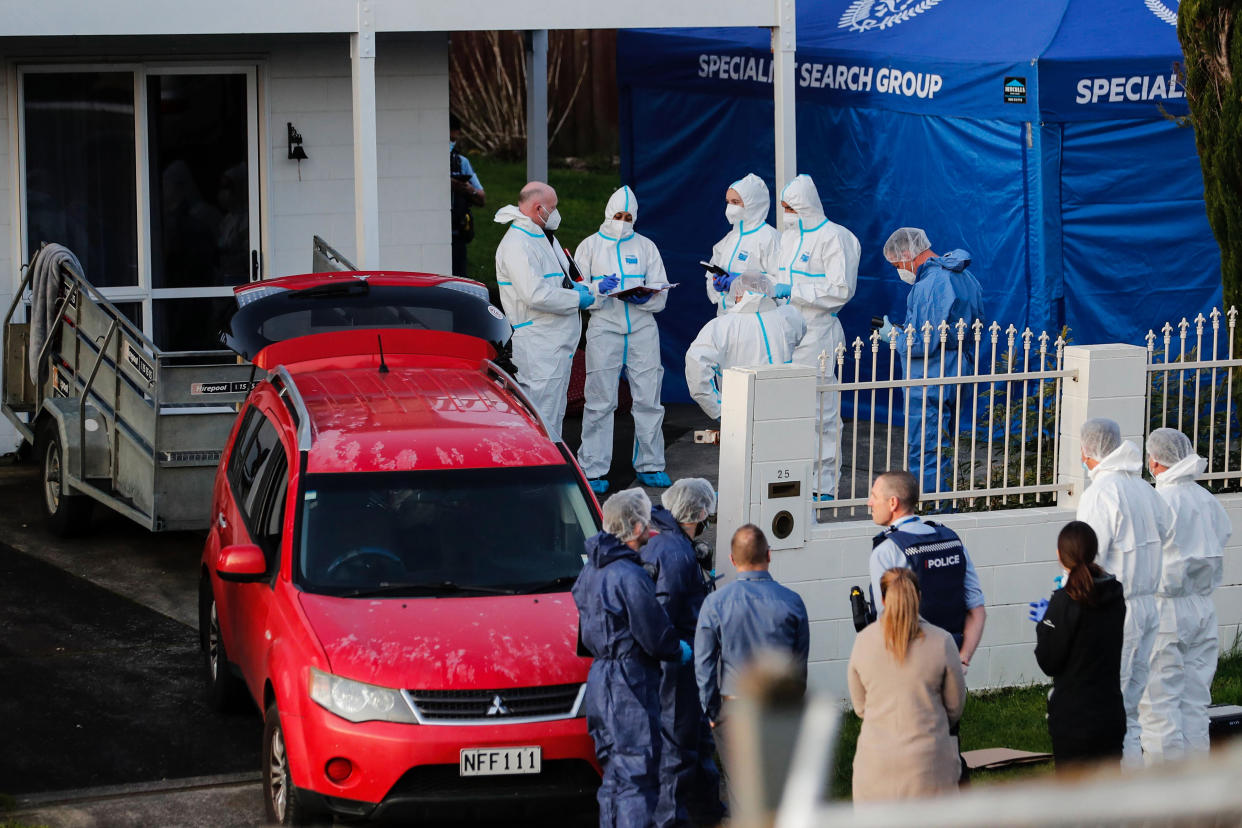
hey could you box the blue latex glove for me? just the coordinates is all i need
[773,283,792,300]
[597,274,620,294]
[678,640,693,665]
[625,291,654,305]
[574,283,594,309]
[713,272,736,293]
[1028,598,1049,623]
[877,314,894,339]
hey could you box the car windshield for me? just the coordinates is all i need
[222,280,512,360]
[296,465,598,597]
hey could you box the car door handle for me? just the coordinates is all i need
[217,512,228,529]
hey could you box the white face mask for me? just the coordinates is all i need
[782,212,800,231]
[602,219,633,238]
[725,204,745,225]
[539,206,562,231]
[897,268,918,285]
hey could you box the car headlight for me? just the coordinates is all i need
[308,667,418,724]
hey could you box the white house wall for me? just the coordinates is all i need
[0,34,450,453]
[266,33,450,278]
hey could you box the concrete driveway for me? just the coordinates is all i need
[1,405,723,827]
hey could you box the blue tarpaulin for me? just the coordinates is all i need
[618,0,1221,402]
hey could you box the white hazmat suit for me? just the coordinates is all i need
[1076,437,1175,764]
[704,174,781,316]
[494,204,583,441]
[776,175,859,497]
[575,186,670,482]
[685,273,806,420]
[1139,432,1229,761]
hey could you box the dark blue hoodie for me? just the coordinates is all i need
[898,248,985,360]
[641,506,710,639]
[572,531,681,662]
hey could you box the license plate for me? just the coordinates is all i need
[459,746,541,777]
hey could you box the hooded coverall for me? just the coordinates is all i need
[704,173,781,315]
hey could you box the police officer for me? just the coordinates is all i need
[572,488,692,828]
[641,479,724,827]
[866,471,986,672]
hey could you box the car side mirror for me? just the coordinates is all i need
[217,543,268,583]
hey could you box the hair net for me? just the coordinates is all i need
[731,270,774,301]
[883,227,931,263]
[602,488,652,542]
[1147,427,1194,467]
[662,478,717,524]
[1081,418,1122,461]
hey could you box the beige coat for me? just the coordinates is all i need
[847,620,966,803]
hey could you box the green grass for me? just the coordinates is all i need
[464,155,621,287]
[827,648,1242,800]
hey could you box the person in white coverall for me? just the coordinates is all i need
[776,174,860,498]
[704,174,781,316]
[494,182,594,442]
[1076,418,1175,765]
[685,271,805,421]
[1139,428,1230,761]
[575,186,671,494]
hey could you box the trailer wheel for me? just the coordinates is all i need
[40,422,93,537]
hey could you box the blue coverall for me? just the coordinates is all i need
[640,507,724,827]
[572,531,683,828]
[896,249,984,495]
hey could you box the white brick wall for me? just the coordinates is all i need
[267,33,450,278]
[757,495,1242,701]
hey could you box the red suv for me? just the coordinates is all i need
[198,272,601,824]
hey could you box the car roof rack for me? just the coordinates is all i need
[482,360,552,441]
[270,365,313,451]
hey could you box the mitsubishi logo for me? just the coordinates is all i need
[486,695,510,716]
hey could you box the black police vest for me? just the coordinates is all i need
[872,521,968,644]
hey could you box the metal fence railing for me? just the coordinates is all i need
[1145,307,1242,491]
[815,319,1076,520]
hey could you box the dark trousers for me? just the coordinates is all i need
[452,237,468,277]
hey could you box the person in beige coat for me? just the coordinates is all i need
[848,567,967,803]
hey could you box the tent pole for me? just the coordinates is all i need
[772,0,797,187]
[526,29,549,184]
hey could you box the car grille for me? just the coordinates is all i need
[407,683,582,722]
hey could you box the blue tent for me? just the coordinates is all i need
[618,0,1221,402]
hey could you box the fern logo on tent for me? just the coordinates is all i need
[1145,0,1178,25]
[838,0,945,32]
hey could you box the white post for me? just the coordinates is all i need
[351,1,381,269]
[717,364,816,580]
[525,29,549,185]
[1057,344,1148,509]
[771,0,797,188]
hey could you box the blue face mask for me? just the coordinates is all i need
[1081,460,1089,472]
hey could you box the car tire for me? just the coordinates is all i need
[199,578,250,713]
[39,421,93,537]
[263,702,330,826]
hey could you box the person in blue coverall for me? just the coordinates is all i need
[878,228,984,497]
[572,488,692,828]
[640,478,725,827]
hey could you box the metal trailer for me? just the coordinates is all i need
[2,247,258,534]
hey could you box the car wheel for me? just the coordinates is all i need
[40,421,93,537]
[263,702,330,826]
[199,578,249,713]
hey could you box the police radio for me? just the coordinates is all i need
[850,585,876,632]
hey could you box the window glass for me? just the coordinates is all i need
[146,73,250,290]
[153,297,234,351]
[297,465,598,597]
[23,72,138,287]
[229,409,281,522]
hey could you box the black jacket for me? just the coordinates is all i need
[1034,575,1126,762]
